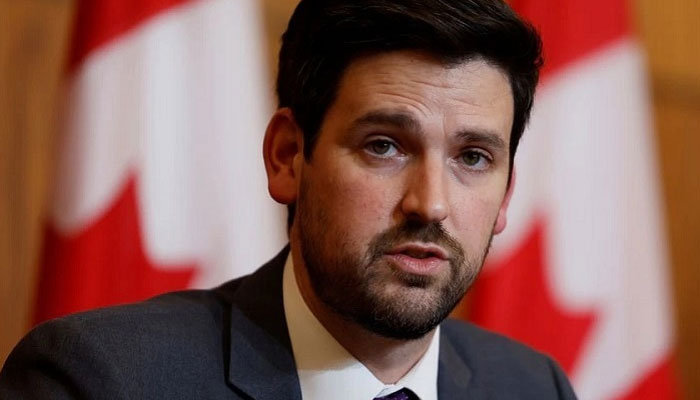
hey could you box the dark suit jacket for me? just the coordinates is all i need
[0,248,577,399]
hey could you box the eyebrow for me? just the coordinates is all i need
[350,109,508,153]
[350,110,422,133]
[455,129,508,153]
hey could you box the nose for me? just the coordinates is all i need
[400,156,449,224]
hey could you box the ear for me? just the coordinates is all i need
[263,108,303,205]
[493,168,515,234]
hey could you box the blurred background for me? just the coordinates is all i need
[0,0,697,398]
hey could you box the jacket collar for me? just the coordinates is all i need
[222,246,302,400]
[438,325,476,399]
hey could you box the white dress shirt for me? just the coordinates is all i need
[282,255,439,400]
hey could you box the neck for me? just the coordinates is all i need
[290,247,435,384]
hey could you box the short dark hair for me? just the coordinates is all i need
[277,0,543,227]
[278,0,542,161]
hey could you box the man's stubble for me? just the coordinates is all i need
[296,175,495,340]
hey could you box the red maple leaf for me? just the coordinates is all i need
[34,175,197,324]
[462,218,596,374]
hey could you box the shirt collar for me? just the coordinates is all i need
[283,254,439,400]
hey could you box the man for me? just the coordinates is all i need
[0,0,577,399]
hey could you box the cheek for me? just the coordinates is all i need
[342,178,393,224]
[319,168,399,240]
[450,190,504,248]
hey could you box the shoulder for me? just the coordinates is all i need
[30,289,227,351]
[1,248,288,399]
[0,283,244,399]
[440,319,577,399]
[36,285,236,355]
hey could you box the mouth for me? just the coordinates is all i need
[384,242,449,275]
[386,242,448,260]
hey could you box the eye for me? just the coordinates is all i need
[365,139,399,157]
[460,150,491,170]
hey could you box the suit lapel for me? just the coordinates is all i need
[222,247,302,400]
[438,328,477,399]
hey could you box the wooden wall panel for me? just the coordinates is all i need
[637,0,700,398]
[637,0,700,84]
[259,0,298,88]
[654,98,700,400]
[0,0,73,364]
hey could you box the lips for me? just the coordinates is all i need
[387,242,448,260]
[384,242,449,275]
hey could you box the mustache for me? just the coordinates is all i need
[367,220,465,263]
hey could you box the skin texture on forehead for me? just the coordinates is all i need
[326,52,514,153]
[264,50,515,383]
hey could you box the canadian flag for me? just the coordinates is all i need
[467,0,679,399]
[34,0,286,323]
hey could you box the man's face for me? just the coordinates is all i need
[291,51,514,339]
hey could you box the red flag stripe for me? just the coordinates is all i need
[511,0,630,78]
[68,0,192,71]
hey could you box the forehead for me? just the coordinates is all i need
[325,51,514,143]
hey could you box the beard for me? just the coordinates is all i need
[297,180,493,340]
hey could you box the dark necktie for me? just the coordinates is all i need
[373,387,420,400]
